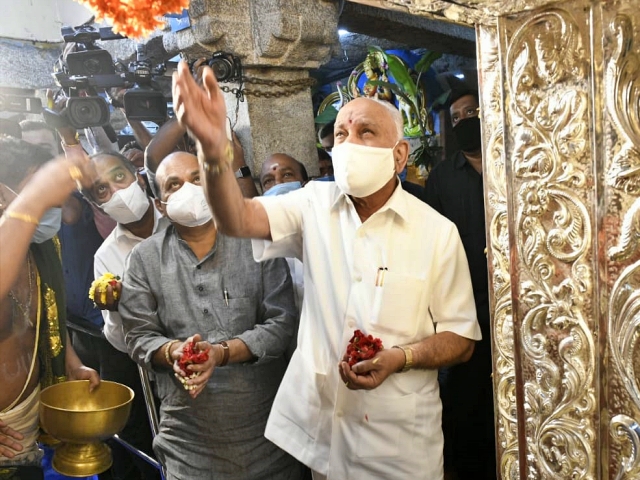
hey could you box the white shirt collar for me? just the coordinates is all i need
[113,204,164,241]
[330,178,410,224]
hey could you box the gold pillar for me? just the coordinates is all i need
[476,1,640,478]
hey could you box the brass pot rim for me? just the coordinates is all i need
[40,380,134,413]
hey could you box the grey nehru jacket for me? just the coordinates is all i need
[118,225,303,480]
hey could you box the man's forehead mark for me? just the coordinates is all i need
[269,163,280,171]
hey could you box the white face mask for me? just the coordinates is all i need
[32,207,62,244]
[100,179,150,224]
[332,141,397,198]
[164,182,212,227]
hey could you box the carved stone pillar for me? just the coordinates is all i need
[163,0,339,178]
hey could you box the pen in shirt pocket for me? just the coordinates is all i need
[375,267,388,287]
[223,287,229,307]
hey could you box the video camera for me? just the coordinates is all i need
[0,87,43,115]
[122,45,167,122]
[46,24,167,130]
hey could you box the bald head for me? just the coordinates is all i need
[156,151,201,201]
[336,97,404,143]
[260,153,308,192]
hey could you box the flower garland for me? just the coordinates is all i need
[75,0,190,39]
[345,329,384,367]
[88,272,120,306]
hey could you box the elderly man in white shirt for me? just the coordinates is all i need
[171,62,482,480]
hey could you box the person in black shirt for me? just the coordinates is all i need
[424,89,496,480]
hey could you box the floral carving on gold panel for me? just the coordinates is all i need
[606,13,640,260]
[477,24,519,480]
[606,11,640,480]
[505,8,596,479]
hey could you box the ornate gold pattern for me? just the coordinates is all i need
[44,284,62,358]
[610,415,640,480]
[477,24,519,480]
[605,10,640,479]
[606,13,640,261]
[503,7,597,478]
[51,235,61,261]
[609,261,640,404]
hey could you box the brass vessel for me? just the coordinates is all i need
[39,380,134,477]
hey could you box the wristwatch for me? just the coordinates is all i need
[235,166,251,179]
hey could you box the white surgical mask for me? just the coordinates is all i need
[332,141,397,197]
[263,181,302,197]
[32,207,62,244]
[100,179,150,224]
[164,182,212,227]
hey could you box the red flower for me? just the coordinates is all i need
[177,339,209,372]
[345,329,384,367]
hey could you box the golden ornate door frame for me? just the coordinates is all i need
[478,1,640,478]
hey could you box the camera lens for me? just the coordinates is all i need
[83,58,104,75]
[209,58,233,82]
[66,97,110,128]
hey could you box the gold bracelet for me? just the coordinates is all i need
[61,132,80,148]
[164,340,180,367]
[69,165,83,182]
[201,141,234,176]
[69,165,84,190]
[392,345,414,373]
[5,211,39,225]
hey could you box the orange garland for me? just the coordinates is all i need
[75,0,190,39]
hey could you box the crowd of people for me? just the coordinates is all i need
[0,55,496,480]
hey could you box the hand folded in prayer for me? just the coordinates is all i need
[0,420,24,458]
[172,334,215,399]
[89,273,122,310]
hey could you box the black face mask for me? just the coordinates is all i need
[452,116,482,153]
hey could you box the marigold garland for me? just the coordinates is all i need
[88,272,120,306]
[75,0,190,39]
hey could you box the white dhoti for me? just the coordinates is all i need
[0,386,42,466]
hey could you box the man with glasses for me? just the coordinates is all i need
[424,89,496,480]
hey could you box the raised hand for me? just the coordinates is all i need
[20,153,97,212]
[172,61,229,162]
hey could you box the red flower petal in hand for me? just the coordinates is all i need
[177,339,209,373]
[345,329,384,367]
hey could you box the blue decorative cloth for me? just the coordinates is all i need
[41,444,98,480]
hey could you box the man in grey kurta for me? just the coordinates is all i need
[119,151,304,480]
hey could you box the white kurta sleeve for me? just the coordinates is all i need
[430,223,482,341]
[252,187,308,262]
